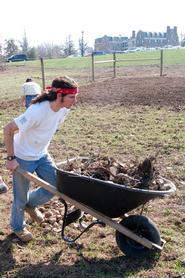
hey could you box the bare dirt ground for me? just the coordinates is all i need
[79,75,185,109]
[0,66,185,277]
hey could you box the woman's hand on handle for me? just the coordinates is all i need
[6,159,19,172]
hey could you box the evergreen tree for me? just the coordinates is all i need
[62,36,76,57]
[4,39,19,56]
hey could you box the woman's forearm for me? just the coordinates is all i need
[4,121,19,171]
[3,121,18,156]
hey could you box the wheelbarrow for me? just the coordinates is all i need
[18,157,176,257]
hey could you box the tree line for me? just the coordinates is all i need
[0,32,93,60]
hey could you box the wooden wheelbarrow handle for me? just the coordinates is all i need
[17,167,63,198]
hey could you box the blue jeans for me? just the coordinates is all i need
[25,95,37,109]
[11,154,57,232]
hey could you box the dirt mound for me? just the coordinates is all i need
[0,76,184,110]
[78,76,185,109]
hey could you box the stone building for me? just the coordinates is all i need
[94,35,128,52]
[133,26,179,48]
[94,26,179,51]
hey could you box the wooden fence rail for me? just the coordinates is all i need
[91,50,164,81]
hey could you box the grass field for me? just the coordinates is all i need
[0,54,185,277]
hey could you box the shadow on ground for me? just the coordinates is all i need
[0,234,16,275]
[0,239,160,278]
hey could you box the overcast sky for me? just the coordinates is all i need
[0,0,185,48]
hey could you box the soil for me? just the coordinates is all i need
[0,66,185,277]
[1,68,185,111]
[78,75,185,110]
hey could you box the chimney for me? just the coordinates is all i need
[132,30,136,38]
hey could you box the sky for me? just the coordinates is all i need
[0,0,185,48]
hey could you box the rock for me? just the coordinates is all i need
[48,217,56,224]
[56,214,62,221]
[53,222,59,228]
[43,226,52,233]
[39,206,45,213]
[45,211,53,218]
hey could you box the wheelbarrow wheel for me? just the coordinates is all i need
[115,215,161,257]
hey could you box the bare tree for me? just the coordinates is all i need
[4,39,19,57]
[37,43,63,59]
[0,42,6,70]
[180,34,185,47]
[20,30,29,54]
[27,47,37,60]
[0,42,2,60]
[79,31,89,57]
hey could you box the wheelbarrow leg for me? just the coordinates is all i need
[59,198,105,243]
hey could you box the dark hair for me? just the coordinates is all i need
[52,76,77,89]
[26,78,32,82]
[32,76,78,104]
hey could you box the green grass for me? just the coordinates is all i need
[4,48,185,69]
[44,48,185,67]
[54,106,185,160]
[114,48,185,66]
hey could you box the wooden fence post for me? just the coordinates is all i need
[92,53,95,81]
[160,49,163,76]
[113,52,116,78]
[40,57,46,90]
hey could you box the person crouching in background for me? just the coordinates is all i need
[21,78,41,109]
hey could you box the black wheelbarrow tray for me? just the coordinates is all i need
[18,158,176,257]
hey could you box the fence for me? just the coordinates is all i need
[40,57,46,90]
[91,50,164,81]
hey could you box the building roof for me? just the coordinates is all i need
[138,31,166,38]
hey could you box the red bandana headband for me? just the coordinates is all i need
[46,86,79,94]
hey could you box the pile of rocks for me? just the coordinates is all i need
[62,155,166,191]
[38,198,65,234]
